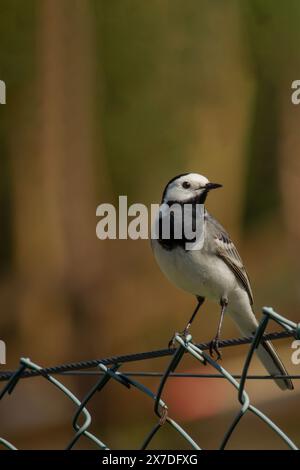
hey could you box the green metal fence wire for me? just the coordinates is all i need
[0,307,299,450]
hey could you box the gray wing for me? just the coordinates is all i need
[205,212,254,305]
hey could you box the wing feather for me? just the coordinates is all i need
[206,212,254,305]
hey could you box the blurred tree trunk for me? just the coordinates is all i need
[277,83,300,312]
[242,1,300,312]
[11,0,108,362]
[279,89,300,250]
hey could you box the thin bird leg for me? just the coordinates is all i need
[168,296,205,348]
[183,296,205,335]
[209,297,228,360]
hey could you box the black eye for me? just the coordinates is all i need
[182,181,191,189]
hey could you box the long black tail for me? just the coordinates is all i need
[256,340,294,391]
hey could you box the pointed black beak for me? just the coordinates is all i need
[205,182,222,191]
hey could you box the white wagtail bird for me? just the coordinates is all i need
[151,173,293,391]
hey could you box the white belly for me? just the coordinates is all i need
[152,240,237,302]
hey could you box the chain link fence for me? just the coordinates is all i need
[0,307,299,450]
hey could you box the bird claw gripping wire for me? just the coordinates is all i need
[209,338,222,360]
[168,330,192,349]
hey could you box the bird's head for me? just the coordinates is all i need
[162,173,222,204]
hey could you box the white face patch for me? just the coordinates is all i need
[163,173,209,202]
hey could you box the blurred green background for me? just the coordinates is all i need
[0,0,300,450]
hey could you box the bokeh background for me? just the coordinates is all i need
[1,0,300,450]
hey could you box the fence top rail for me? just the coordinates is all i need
[0,329,294,382]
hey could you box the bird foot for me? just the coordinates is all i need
[209,338,222,360]
[168,328,190,349]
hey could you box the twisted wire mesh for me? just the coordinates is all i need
[0,307,299,450]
